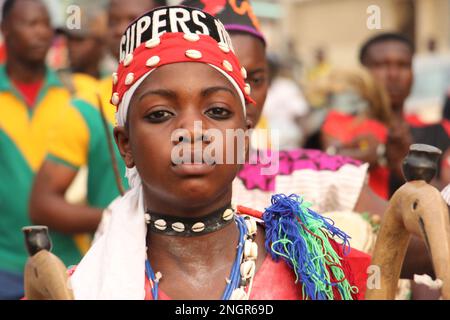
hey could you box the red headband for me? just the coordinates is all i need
[111,32,255,109]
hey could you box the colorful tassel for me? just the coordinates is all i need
[262,193,358,300]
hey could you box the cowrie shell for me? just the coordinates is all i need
[250,242,258,259]
[240,260,256,279]
[154,219,167,231]
[146,56,160,67]
[183,33,200,42]
[125,73,134,85]
[185,49,202,59]
[244,83,251,95]
[230,287,248,300]
[155,271,163,282]
[222,60,233,72]
[144,213,151,224]
[111,92,120,106]
[112,72,118,85]
[222,208,234,221]
[218,42,230,53]
[145,37,160,49]
[172,222,185,232]
[123,53,133,67]
[191,222,205,233]
[244,240,253,258]
[245,218,257,236]
[240,67,247,79]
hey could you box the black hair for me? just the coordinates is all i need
[2,0,17,21]
[154,0,168,6]
[359,32,414,65]
[1,0,46,22]
[107,0,167,11]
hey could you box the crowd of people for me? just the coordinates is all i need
[0,0,449,300]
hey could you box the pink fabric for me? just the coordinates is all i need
[238,149,362,192]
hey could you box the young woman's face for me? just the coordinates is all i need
[115,62,249,211]
[230,33,269,127]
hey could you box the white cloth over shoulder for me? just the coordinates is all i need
[70,185,147,299]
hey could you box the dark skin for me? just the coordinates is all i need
[363,41,414,181]
[229,33,269,128]
[108,0,159,60]
[29,0,159,233]
[114,63,265,299]
[233,32,434,281]
[1,0,53,83]
[29,163,102,233]
[66,34,105,79]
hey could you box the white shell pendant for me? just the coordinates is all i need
[230,287,248,300]
[123,53,133,67]
[146,56,160,67]
[112,72,118,85]
[154,219,167,231]
[249,242,258,259]
[244,83,251,95]
[111,92,120,106]
[222,60,233,72]
[183,33,200,42]
[222,208,234,221]
[125,73,135,85]
[185,49,202,59]
[145,37,161,49]
[144,213,151,224]
[244,240,258,260]
[240,67,247,79]
[191,222,206,233]
[240,260,256,280]
[218,42,230,53]
[172,222,185,232]
[245,219,257,236]
[244,240,252,258]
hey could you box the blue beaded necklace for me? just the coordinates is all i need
[145,215,247,300]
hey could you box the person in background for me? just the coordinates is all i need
[29,0,164,243]
[360,32,450,194]
[60,6,107,80]
[320,68,392,199]
[0,0,73,299]
[262,54,309,149]
[307,48,331,83]
[55,3,108,106]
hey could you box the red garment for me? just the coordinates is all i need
[12,79,43,108]
[322,110,388,144]
[368,165,390,199]
[0,43,6,64]
[322,110,390,199]
[144,245,371,300]
[406,114,450,136]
